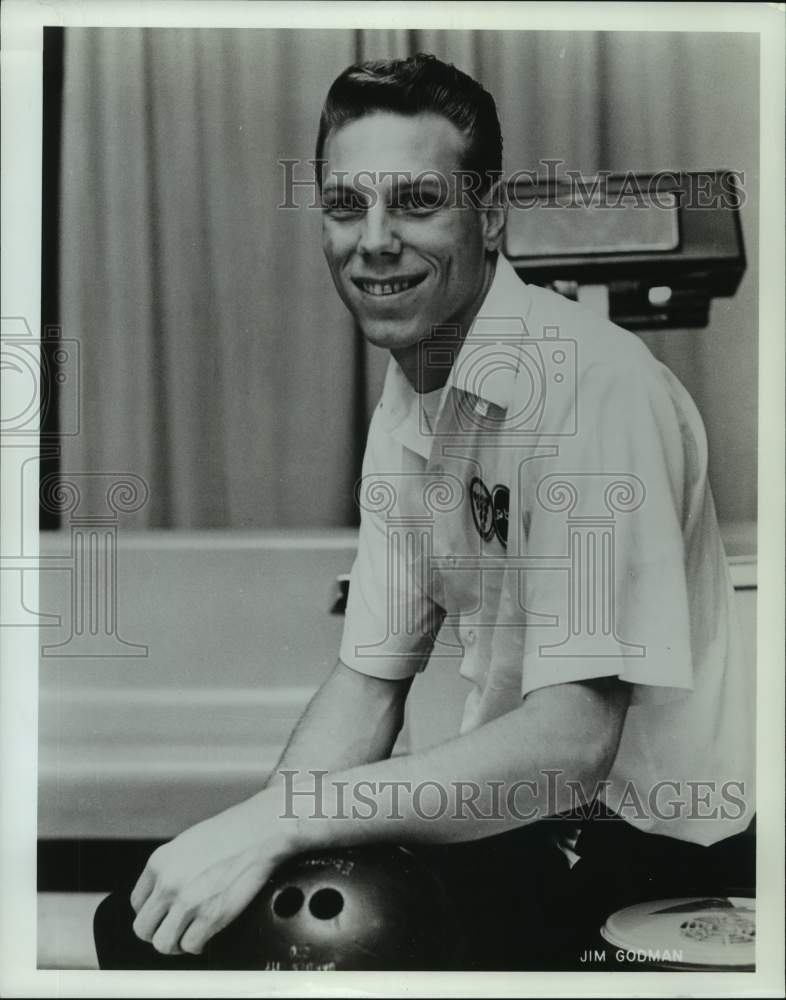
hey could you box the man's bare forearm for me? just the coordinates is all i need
[273,677,631,848]
[265,660,414,788]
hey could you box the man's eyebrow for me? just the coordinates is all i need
[321,178,446,194]
[392,178,445,192]
[321,179,361,197]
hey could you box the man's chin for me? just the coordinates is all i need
[356,319,425,351]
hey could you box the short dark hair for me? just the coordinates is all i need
[315,53,503,195]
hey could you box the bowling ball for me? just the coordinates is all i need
[214,844,459,970]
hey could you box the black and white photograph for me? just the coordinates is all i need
[1,1,784,995]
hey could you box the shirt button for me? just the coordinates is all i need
[432,463,444,474]
[465,628,477,644]
[446,555,456,566]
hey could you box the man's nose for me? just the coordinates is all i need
[356,206,401,257]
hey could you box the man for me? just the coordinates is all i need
[94,53,754,971]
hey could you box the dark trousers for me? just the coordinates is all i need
[93,812,754,971]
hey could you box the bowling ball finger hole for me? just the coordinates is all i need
[272,886,305,918]
[308,888,344,920]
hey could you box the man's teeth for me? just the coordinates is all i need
[359,277,421,296]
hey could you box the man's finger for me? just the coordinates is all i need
[178,873,268,955]
[132,892,171,944]
[178,915,213,956]
[129,867,155,913]
[151,902,193,956]
[177,890,239,955]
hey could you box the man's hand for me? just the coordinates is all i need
[129,791,298,956]
[128,661,410,958]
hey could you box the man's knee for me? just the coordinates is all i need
[93,888,138,969]
[93,886,205,970]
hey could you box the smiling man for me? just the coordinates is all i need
[93,53,754,972]
[318,109,499,389]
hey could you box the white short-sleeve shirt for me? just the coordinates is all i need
[340,254,754,846]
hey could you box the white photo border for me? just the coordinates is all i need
[1,1,783,996]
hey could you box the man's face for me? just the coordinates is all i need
[320,112,501,352]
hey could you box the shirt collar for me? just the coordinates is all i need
[380,254,532,457]
[444,253,532,410]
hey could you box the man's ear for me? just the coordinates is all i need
[481,178,508,253]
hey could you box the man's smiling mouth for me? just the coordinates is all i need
[352,274,428,297]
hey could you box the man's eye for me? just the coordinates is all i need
[322,198,365,218]
[392,190,445,214]
[398,203,437,216]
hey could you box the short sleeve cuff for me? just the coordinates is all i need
[521,648,694,706]
[339,629,432,681]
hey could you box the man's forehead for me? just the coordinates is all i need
[321,111,467,186]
